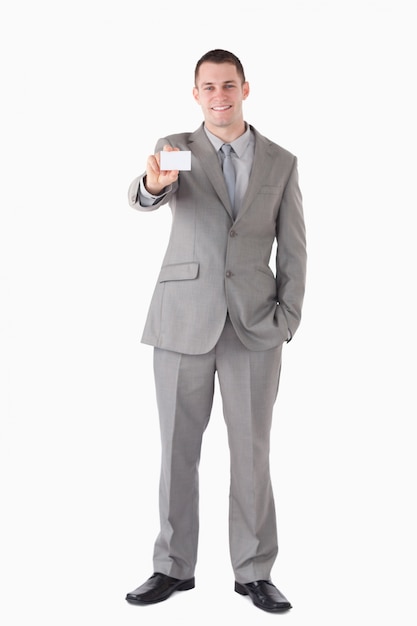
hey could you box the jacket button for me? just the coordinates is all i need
[229,230,236,237]
[225,270,233,278]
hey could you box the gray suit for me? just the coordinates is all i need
[128,123,306,583]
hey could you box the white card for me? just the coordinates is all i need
[160,150,191,171]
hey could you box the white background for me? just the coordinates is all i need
[1,0,416,624]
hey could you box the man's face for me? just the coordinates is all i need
[193,62,249,134]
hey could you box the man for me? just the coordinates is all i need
[126,49,306,613]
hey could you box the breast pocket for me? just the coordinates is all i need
[259,185,283,195]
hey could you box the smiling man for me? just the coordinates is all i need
[126,49,307,613]
[192,59,249,137]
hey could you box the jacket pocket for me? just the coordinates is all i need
[158,261,200,283]
[255,265,275,279]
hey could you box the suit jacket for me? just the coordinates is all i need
[128,123,307,354]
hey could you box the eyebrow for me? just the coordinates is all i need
[200,79,238,87]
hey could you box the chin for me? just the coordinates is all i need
[211,118,230,128]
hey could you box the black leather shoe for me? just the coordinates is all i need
[235,579,292,612]
[126,572,195,605]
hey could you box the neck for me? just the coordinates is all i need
[205,120,246,143]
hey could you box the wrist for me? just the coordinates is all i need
[143,175,164,196]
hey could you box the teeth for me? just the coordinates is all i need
[213,106,230,111]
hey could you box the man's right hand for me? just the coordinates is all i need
[144,145,180,195]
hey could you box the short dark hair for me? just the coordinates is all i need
[194,49,246,85]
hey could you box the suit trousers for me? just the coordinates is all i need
[152,316,283,583]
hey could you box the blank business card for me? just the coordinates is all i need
[160,150,191,171]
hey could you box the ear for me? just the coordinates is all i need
[193,86,200,104]
[242,81,250,100]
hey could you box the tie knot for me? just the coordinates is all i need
[221,143,233,156]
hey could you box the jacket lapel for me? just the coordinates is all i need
[237,128,275,221]
[188,125,234,219]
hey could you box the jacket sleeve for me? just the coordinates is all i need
[128,174,178,212]
[275,157,307,340]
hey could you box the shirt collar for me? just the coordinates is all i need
[204,123,252,158]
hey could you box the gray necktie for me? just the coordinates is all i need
[221,143,236,211]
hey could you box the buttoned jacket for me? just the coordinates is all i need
[128,123,307,354]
